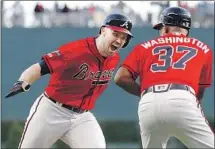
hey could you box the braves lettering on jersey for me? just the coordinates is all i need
[42,37,120,110]
[121,33,212,94]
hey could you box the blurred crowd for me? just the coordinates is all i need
[1,1,214,28]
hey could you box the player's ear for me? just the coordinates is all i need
[100,26,106,35]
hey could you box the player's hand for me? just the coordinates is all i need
[5,81,31,98]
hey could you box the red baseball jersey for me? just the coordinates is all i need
[42,37,120,110]
[121,33,213,94]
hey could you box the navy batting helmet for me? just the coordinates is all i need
[99,13,133,48]
[153,7,191,30]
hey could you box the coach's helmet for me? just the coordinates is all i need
[99,13,133,48]
[153,7,191,30]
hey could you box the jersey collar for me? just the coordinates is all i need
[86,37,106,62]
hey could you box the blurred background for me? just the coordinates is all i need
[1,1,214,28]
[1,1,214,148]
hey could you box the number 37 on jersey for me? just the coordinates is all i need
[151,45,197,72]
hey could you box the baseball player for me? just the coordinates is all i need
[5,13,133,148]
[114,7,214,148]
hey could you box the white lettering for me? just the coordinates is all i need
[175,37,183,43]
[141,42,151,49]
[197,41,204,48]
[191,38,197,44]
[184,37,190,43]
[165,37,172,43]
[140,37,210,54]
[202,45,210,54]
[151,40,159,46]
[172,37,175,43]
[157,38,165,44]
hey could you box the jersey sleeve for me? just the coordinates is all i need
[199,50,213,88]
[121,45,143,80]
[42,43,70,74]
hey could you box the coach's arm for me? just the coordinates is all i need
[114,66,141,97]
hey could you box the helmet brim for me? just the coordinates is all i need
[153,23,163,30]
[106,25,133,37]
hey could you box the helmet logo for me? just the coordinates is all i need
[182,22,189,27]
[120,21,129,29]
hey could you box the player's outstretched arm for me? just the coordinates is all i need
[5,63,42,98]
[114,66,140,97]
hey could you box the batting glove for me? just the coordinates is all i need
[5,81,31,98]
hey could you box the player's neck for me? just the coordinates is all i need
[95,36,107,57]
[169,31,187,36]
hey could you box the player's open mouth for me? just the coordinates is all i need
[111,45,118,51]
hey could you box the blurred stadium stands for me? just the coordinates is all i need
[1,1,214,28]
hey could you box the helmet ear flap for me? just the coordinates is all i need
[122,36,131,48]
[153,23,164,30]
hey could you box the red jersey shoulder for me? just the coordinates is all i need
[44,37,89,59]
[58,37,89,54]
[134,39,155,55]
